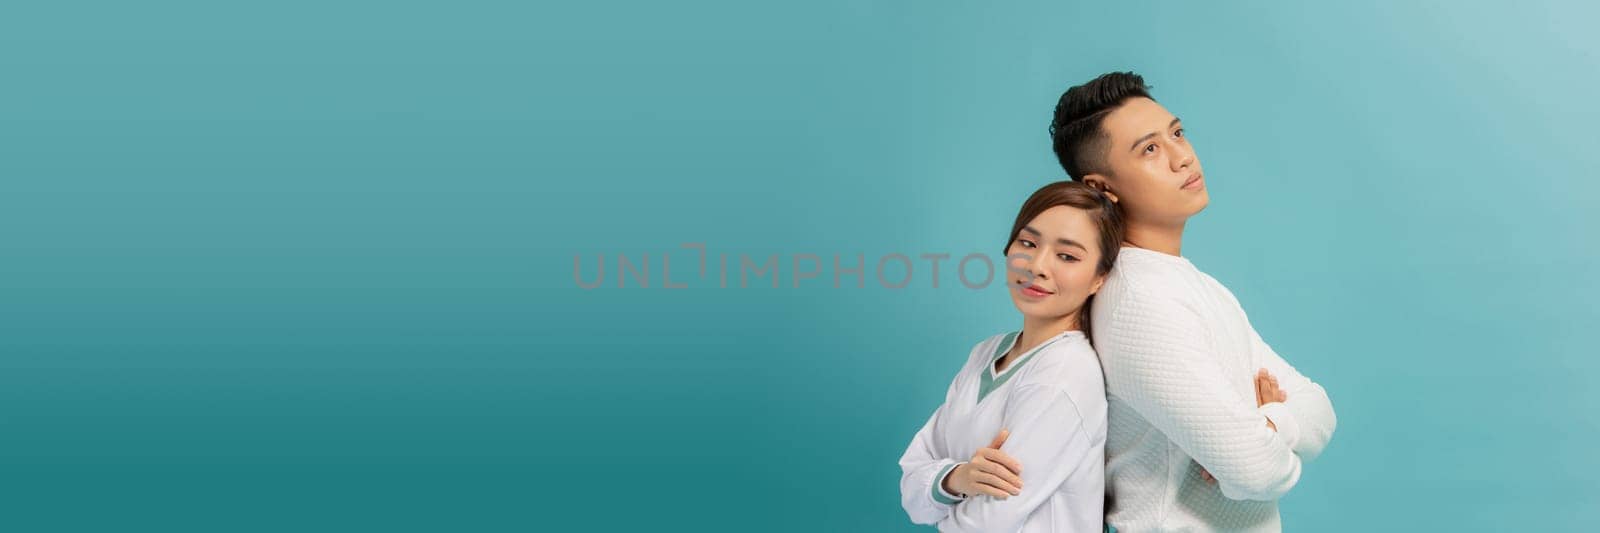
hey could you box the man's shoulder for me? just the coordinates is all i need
[1093,251,1247,341]
[1099,255,1196,306]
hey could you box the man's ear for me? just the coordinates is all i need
[1082,173,1119,204]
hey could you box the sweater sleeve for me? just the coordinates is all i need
[937,385,1095,533]
[1249,327,1338,462]
[899,402,962,525]
[1096,282,1301,502]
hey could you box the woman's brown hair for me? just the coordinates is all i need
[1002,180,1125,338]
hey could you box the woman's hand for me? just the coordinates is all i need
[942,429,1024,499]
[1200,369,1289,484]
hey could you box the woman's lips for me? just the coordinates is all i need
[1019,283,1054,298]
[1181,173,1205,190]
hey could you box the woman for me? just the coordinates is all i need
[899,181,1122,532]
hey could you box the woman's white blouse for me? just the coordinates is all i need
[899,330,1108,532]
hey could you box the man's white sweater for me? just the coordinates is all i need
[1090,247,1337,532]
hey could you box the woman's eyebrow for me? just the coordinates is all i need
[1055,238,1086,251]
[1025,226,1085,251]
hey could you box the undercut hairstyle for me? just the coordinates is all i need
[1048,72,1153,181]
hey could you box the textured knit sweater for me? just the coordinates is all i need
[1090,247,1337,532]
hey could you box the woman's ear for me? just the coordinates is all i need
[1090,276,1106,296]
[1083,174,1119,204]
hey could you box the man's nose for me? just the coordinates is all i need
[1172,143,1195,172]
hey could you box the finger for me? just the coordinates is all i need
[979,472,1022,496]
[1255,374,1266,406]
[975,472,1021,496]
[980,448,1024,476]
[988,429,1011,450]
[1261,376,1276,407]
[973,482,1011,499]
[975,457,1024,489]
[973,460,1023,493]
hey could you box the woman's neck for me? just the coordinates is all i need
[998,314,1078,373]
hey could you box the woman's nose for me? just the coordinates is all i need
[1028,253,1049,279]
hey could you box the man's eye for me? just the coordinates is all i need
[1175,128,1185,138]
[1144,144,1157,154]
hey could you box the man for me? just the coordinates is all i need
[1049,72,1337,531]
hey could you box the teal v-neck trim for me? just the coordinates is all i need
[977,331,1072,403]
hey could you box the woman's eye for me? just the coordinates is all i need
[1057,253,1079,262]
[1018,239,1035,248]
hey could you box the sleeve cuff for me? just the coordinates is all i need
[1259,401,1301,452]
[932,461,966,505]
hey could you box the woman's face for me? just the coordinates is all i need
[1005,205,1107,325]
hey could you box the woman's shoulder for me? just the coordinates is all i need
[1017,333,1106,399]
[964,330,1017,364]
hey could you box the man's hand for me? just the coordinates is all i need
[1255,368,1287,428]
[943,429,1024,499]
[1199,368,1289,484]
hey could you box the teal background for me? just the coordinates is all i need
[3,1,1597,531]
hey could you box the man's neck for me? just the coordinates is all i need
[1123,218,1187,257]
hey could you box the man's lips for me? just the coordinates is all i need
[1181,172,1205,190]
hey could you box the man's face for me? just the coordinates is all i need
[1087,97,1208,224]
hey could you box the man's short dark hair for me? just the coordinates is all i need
[1049,72,1153,181]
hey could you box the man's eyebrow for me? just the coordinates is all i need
[1128,117,1184,152]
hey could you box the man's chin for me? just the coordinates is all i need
[1187,191,1211,216]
